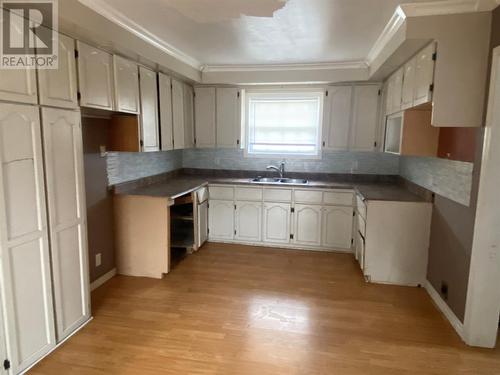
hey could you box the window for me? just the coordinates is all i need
[244,90,324,157]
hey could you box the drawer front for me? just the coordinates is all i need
[209,185,234,200]
[323,191,354,206]
[263,188,292,202]
[357,213,366,238]
[294,189,323,204]
[356,195,367,220]
[235,187,262,201]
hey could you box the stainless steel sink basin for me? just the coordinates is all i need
[250,177,308,184]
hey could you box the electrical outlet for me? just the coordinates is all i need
[440,281,448,300]
[95,253,102,267]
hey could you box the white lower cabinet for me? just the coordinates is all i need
[293,204,322,246]
[208,200,234,240]
[235,201,262,242]
[263,203,291,244]
[322,206,354,249]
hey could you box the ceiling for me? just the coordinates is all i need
[84,0,443,68]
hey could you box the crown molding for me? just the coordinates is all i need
[400,0,499,17]
[78,0,203,70]
[201,61,368,73]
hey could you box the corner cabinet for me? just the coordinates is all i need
[139,67,160,152]
[76,41,114,110]
[322,206,354,249]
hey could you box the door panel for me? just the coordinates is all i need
[41,108,90,341]
[113,55,140,114]
[324,86,352,150]
[159,73,174,150]
[216,88,240,148]
[139,67,160,152]
[183,84,195,148]
[194,87,216,148]
[401,58,416,110]
[235,202,262,242]
[294,204,322,246]
[208,200,234,240]
[350,85,380,152]
[197,201,208,247]
[172,79,185,149]
[414,43,436,106]
[0,103,55,374]
[263,203,290,244]
[38,32,78,109]
[322,206,354,249]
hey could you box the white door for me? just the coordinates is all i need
[414,43,436,106]
[401,58,416,110]
[41,108,91,342]
[183,84,195,148]
[350,85,380,152]
[139,67,160,152]
[158,73,174,150]
[172,79,185,149]
[194,87,216,148]
[294,204,322,246]
[208,200,234,240]
[322,206,354,249]
[113,55,140,114]
[0,10,37,104]
[76,41,114,110]
[324,86,352,150]
[38,32,78,109]
[216,88,240,148]
[263,203,291,244]
[0,103,56,373]
[235,201,262,242]
[389,68,403,114]
[356,231,365,271]
[197,201,208,247]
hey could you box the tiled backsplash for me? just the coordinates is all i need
[400,156,474,206]
[182,148,400,175]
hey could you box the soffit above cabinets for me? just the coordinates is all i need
[68,0,499,84]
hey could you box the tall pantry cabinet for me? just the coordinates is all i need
[0,32,90,374]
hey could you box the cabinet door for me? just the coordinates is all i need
[158,73,174,150]
[139,66,160,152]
[414,43,436,106]
[208,200,234,240]
[172,79,185,149]
[324,86,352,150]
[263,203,291,244]
[194,87,216,148]
[183,84,195,148]
[38,32,78,109]
[113,55,140,114]
[41,108,91,342]
[401,58,416,110]
[0,103,56,373]
[322,206,354,249]
[76,41,114,110]
[0,10,37,104]
[235,201,262,242]
[350,85,380,151]
[356,231,365,271]
[216,88,240,148]
[197,201,208,247]
[390,68,403,114]
[294,204,322,246]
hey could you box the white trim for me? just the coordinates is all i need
[90,268,117,291]
[202,61,368,73]
[207,240,354,254]
[19,317,93,375]
[424,280,465,340]
[77,0,202,70]
[400,0,499,17]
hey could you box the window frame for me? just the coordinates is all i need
[243,88,325,159]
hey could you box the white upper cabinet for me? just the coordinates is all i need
[401,58,416,110]
[324,86,352,151]
[0,10,37,104]
[235,201,262,242]
[183,84,195,148]
[194,87,216,148]
[40,108,90,341]
[38,32,78,109]
[158,73,174,151]
[322,206,354,249]
[76,41,114,110]
[0,103,56,373]
[386,67,403,115]
[414,43,436,107]
[263,202,291,244]
[293,204,322,247]
[350,85,380,152]
[113,55,140,114]
[139,66,160,152]
[172,78,185,149]
[216,88,240,148]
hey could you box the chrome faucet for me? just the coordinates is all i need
[266,161,285,179]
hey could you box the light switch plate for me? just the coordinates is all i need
[96,253,102,267]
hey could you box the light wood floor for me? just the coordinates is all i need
[32,243,500,374]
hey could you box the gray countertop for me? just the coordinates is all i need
[116,174,426,203]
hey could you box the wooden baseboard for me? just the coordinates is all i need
[90,268,117,291]
[424,280,465,341]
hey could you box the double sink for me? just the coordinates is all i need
[250,177,308,185]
